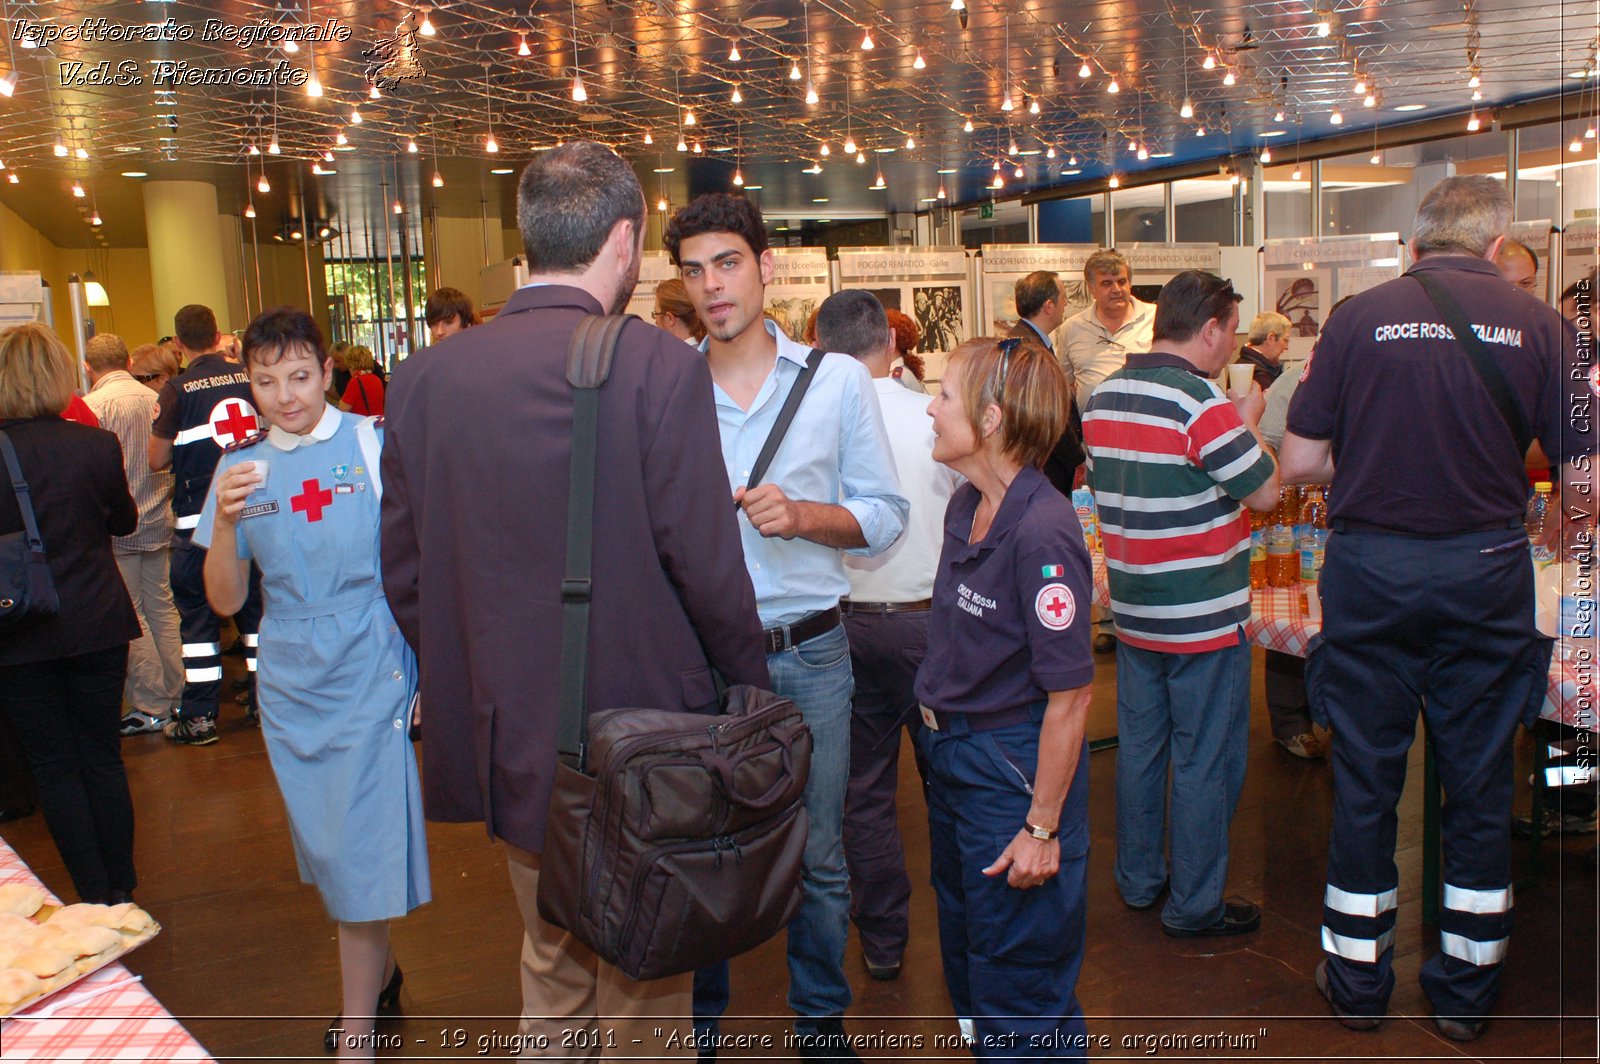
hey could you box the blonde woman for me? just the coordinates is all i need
[340,345,385,416]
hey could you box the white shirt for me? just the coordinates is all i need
[843,377,961,603]
[1057,296,1155,411]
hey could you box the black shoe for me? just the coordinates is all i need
[1315,959,1381,1031]
[377,964,403,1013]
[244,705,261,728]
[1162,899,1261,938]
[1123,879,1169,912]
[1093,632,1116,653]
[796,1017,860,1060]
[864,957,901,982]
[1434,1014,1484,1042]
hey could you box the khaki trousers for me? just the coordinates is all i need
[114,548,183,717]
[504,845,692,1059]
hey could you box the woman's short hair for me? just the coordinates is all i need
[130,342,180,385]
[242,307,327,369]
[654,278,705,339]
[946,336,1070,470]
[1247,311,1291,346]
[425,287,479,329]
[0,322,79,419]
[885,309,921,356]
[346,344,376,374]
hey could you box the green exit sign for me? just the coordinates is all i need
[980,203,995,220]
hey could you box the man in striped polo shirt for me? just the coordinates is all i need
[1083,270,1280,938]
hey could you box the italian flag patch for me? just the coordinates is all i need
[1041,564,1065,578]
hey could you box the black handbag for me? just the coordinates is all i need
[0,429,59,635]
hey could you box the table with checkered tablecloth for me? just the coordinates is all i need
[1091,553,1589,727]
[0,838,212,1062]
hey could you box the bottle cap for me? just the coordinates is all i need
[1535,481,1554,492]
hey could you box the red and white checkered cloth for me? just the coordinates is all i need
[0,840,213,1062]
[1093,553,1589,727]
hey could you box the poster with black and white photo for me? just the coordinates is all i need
[765,248,834,344]
[836,247,972,383]
[979,245,1098,336]
[1263,234,1401,359]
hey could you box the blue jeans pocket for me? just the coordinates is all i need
[791,626,849,672]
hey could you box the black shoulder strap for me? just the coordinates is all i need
[744,348,825,496]
[556,314,633,771]
[0,431,45,552]
[1409,271,1533,457]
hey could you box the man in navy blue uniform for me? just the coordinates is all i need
[149,304,264,746]
[1281,176,1597,1040]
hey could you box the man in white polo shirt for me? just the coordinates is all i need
[814,289,961,987]
[1058,249,1156,412]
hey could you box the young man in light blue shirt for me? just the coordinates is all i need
[667,193,908,1060]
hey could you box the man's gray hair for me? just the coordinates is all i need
[1247,312,1291,346]
[1410,175,1511,259]
[85,332,130,372]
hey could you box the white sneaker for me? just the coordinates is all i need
[119,710,168,737]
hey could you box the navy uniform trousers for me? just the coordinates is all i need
[170,529,263,722]
[1306,522,1551,1022]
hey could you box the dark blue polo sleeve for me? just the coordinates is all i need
[1285,312,1348,442]
[1014,503,1095,692]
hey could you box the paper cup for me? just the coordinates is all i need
[1227,363,1253,395]
[248,459,269,490]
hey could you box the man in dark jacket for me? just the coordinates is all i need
[380,141,769,1059]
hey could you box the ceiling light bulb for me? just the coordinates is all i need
[257,175,270,193]
[1202,53,1216,70]
[937,182,947,198]
[268,137,281,154]
[518,34,531,56]
[1371,151,1381,164]
[805,82,819,105]
[1068,154,1079,165]
[1001,92,1014,112]
[993,158,1001,171]
[643,131,653,144]
[393,200,404,214]
[369,83,381,99]
[1046,146,1056,158]
[1228,170,1240,185]
[1468,72,1481,88]
[861,29,874,51]
[290,229,302,240]
[1292,164,1303,180]
[677,136,688,152]
[684,109,696,126]
[1316,19,1331,38]
[820,142,831,156]
[1109,174,1120,188]
[486,133,499,152]
[1008,138,1018,155]
[914,51,926,70]
[657,196,669,211]
[6,173,17,184]
[419,8,436,36]
[729,40,742,62]
[1466,111,1480,131]
[572,73,587,102]
[322,150,334,161]
[74,147,88,160]
[1354,77,1366,95]
[318,227,330,238]
[873,172,886,189]
[1107,77,1120,93]
[306,75,322,97]
[692,141,704,153]
[244,202,256,218]
[335,131,349,146]
[964,117,975,132]
[350,107,363,124]
[1471,88,1483,101]
[733,168,744,186]
[856,151,866,163]
[312,162,327,174]
[790,60,802,80]
[1013,165,1023,178]
[1571,136,1585,153]
[407,138,420,153]
[53,139,67,157]
[1261,146,1273,163]
[1586,125,1596,139]
[991,174,1003,188]
[1330,109,1343,124]
[1030,96,1041,115]
[283,40,298,54]
[844,135,857,153]
[1196,125,1207,136]
[1137,144,1149,160]
[906,134,916,149]
[432,170,444,187]
[1222,70,1236,86]
[1078,60,1092,79]
[0,71,17,97]
[248,142,260,155]
[1275,109,1286,122]
[71,181,85,198]
[1365,93,1377,107]
[951,0,965,10]
[1180,97,1194,118]
[730,85,742,103]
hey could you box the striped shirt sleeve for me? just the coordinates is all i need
[1188,392,1274,502]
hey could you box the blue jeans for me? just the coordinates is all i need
[694,623,854,1033]
[1113,633,1251,930]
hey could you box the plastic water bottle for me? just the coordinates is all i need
[1250,509,1268,590]
[1526,481,1555,565]
[1299,488,1329,582]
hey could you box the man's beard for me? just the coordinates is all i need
[609,244,642,315]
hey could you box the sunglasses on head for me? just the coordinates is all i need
[992,336,1023,401]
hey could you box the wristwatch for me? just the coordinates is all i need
[1024,820,1058,841]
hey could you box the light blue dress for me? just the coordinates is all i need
[196,409,430,922]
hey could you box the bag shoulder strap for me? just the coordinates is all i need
[355,416,383,501]
[745,348,826,495]
[1408,271,1533,457]
[0,430,45,551]
[557,314,633,770]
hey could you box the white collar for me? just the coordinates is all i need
[267,403,341,451]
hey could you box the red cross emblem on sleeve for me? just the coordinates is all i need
[1035,583,1076,631]
[290,478,334,522]
[209,400,260,446]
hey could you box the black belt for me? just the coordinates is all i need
[840,598,932,615]
[763,606,842,654]
[1332,517,1522,539]
[921,701,1045,734]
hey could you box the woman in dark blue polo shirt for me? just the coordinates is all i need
[915,335,1096,1058]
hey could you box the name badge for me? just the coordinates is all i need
[919,704,940,731]
[241,500,279,519]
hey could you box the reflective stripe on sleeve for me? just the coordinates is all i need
[1321,926,1396,964]
[181,642,221,657]
[245,658,258,672]
[1439,931,1509,966]
[240,633,259,647]
[1443,884,1513,915]
[184,666,223,682]
[175,513,201,530]
[1324,884,1399,919]
[174,424,212,446]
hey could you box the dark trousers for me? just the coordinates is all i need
[1307,526,1550,1021]
[0,645,137,902]
[1264,650,1312,740]
[0,709,37,813]
[170,531,261,721]
[841,609,930,966]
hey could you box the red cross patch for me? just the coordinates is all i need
[1035,582,1076,631]
[290,478,334,522]
[208,399,260,446]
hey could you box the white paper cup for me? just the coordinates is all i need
[248,459,269,490]
[1227,363,1253,395]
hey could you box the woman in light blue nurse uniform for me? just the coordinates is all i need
[197,307,428,1057]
